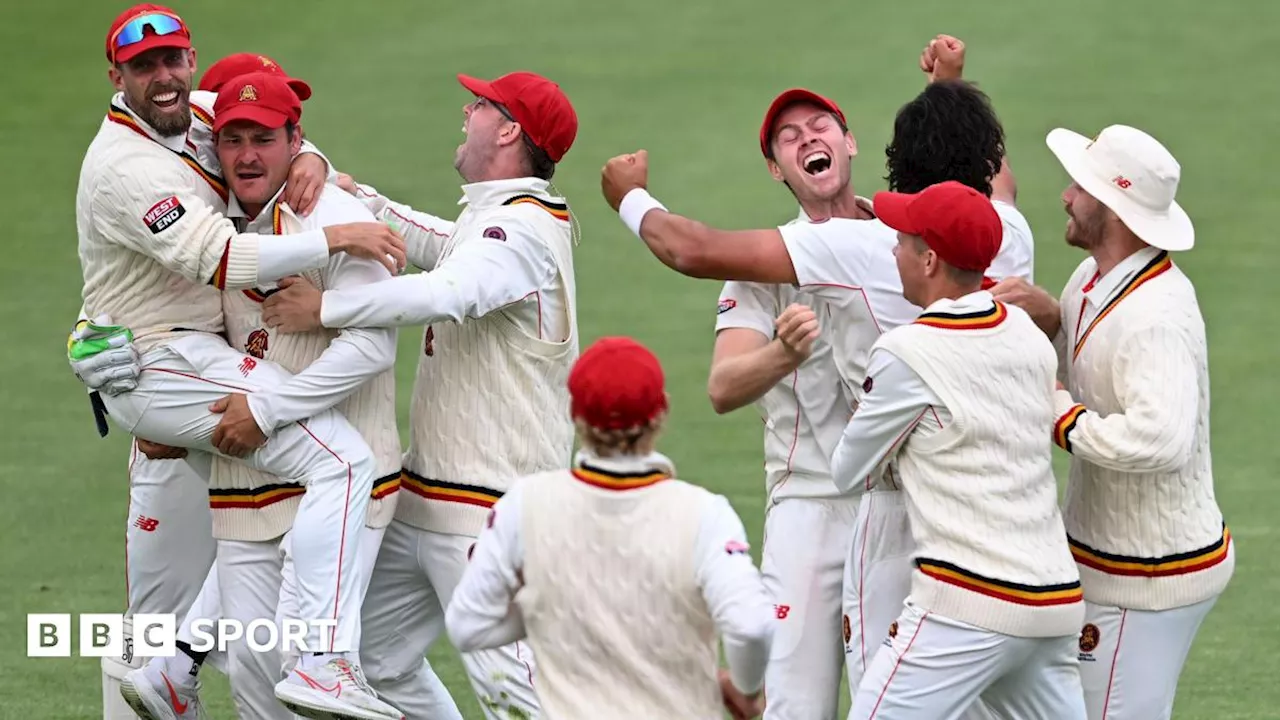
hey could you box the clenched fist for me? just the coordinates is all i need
[601,150,650,211]
[776,304,819,361]
[920,34,965,83]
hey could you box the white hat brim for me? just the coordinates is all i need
[1045,128,1194,251]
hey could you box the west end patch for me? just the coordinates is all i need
[144,196,185,234]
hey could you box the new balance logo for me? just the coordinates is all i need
[133,516,159,533]
[238,357,257,377]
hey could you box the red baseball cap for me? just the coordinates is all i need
[200,53,312,101]
[212,72,303,133]
[106,4,191,65]
[458,71,578,163]
[873,181,1003,272]
[760,88,847,158]
[569,337,669,431]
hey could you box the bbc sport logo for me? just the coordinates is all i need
[27,613,338,657]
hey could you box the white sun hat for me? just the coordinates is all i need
[1045,124,1194,251]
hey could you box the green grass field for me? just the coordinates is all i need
[2,0,1277,717]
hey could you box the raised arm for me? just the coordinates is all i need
[341,178,456,271]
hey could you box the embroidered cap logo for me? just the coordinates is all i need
[239,85,258,102]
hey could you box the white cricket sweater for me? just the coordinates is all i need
[515,456,764,718]
[398,179,578,536]
[208,188,402,542]
[76,94,331,354]
[876,300,1084,637]
[1053,248,1233,611]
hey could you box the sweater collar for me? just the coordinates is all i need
[458,177,560,210]
[1082,246,1164,308]
[571,450,675,491]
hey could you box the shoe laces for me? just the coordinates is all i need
[330,658,374,694]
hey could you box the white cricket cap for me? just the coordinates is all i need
[1045,124,1194,251]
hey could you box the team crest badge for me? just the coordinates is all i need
[862,375,874,393]
[717,298,737,315]
[246,329,269,359]
[423,326,435,357]
[239,84,258,102]
[259,56,275,68]
[888,621,898,639]
[842,614,851,644]
[482,226,506,241]
[1079,623,1100,654]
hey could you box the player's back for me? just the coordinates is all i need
[516,469,724,719]
[77,117,226,353]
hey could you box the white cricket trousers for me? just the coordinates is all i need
[850,602,1087,720]
[1078,596,1218,720]
[362,518,536,720]
[125,443,214,619]
[101,334,373,653]
[760,496,857,719]
[843,491,1000,720]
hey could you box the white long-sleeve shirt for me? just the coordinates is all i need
[826,296,1016,495]
[226,185,398,434]
[447,452,774,695]
[320,179,568,340]
[351,182,454,271]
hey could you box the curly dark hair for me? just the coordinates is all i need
[885,80,1005,197]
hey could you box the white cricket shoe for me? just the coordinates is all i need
[119,661,206,720]
[275,657,405,720]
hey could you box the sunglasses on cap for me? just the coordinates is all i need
[110,12,185,62]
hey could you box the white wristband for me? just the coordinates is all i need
[618,188,667,238]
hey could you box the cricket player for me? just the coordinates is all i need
[67,10,355,719]
[993,124,1234,720]
[831,181,1086,719]
[74,6,408,718]
[102,71,412,720]
[446,336,775,719]
[260,70,580,719]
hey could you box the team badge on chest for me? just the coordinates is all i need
[246,328,270,359]
[423,326,435,357]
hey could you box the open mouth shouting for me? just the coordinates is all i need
[802,150,833,176]
[150,88,183,111]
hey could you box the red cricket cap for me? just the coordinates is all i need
[200,53,312,101]
[106,4,191,65]
[873,181,1003,272]
[458,71,578,163]
[760,88,847,158]
[569,337,669,431]
[212,72,303,133]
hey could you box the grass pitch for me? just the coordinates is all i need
[2,0,1276,717]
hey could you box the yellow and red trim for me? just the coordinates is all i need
[209,482,304,510]
[915,302,1007,330]
[401,471,501,508]
[1054,404,1087,452]
[570,465,669,491]
[1073,252,1172,361]
[1069,526,1232,578]
[107,105,229,204]
[502,194,570,222]
[917,558,1083,606]
[371,472,402,500]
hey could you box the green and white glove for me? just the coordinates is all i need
[68,316,140,396]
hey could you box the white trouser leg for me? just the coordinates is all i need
[850,602,1086,720]
[844,491,915,690]
[125,443,215,618]
[217,536,295,720]
[102,335,374,654]
[422,529,539,720]
[1078,596,1219,720]
[760,497,856,720]
[359,520,463,720]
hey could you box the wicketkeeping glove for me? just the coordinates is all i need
[67,316,140,396]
